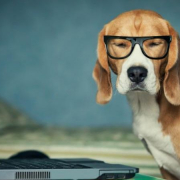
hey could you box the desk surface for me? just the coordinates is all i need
[132,173,163,180]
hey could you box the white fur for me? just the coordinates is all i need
[116,45,157,95]
[117,45,180,178]
[126,92,180,178]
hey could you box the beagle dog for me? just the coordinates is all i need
[92,10,180,180]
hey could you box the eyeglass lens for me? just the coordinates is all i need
[107,38,168,59]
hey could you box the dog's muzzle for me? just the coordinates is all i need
[127,66,148,91]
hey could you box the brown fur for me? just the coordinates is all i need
[160,167,179,180]
[93,10,180,179]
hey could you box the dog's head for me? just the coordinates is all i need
[93,10,180,105]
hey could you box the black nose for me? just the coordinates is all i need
[127,66,148,83]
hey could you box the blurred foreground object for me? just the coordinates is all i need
[0,99,36,129]
[0,99,161,177]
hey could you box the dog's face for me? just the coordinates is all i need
[107,13,169,95]
[93,10,180,105]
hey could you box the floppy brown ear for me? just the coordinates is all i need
[163,22,180,105]
[92,27,112,104]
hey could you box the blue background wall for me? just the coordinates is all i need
[0,0,180,128]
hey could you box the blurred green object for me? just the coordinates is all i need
[131,173,163,180]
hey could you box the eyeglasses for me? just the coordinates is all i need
[104,36,172,59]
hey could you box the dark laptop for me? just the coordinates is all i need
[0,158,139,180]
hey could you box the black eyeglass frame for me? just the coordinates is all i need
[104,36,172,60]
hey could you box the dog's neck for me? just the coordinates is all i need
[126,90,174,133]
[126,90,180,160]
[126,91,159,137]
[126,91,159,120]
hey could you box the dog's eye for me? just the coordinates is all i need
[115,43,127,48]
[148,42,161,47]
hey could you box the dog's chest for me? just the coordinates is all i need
[126,92,180,177]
